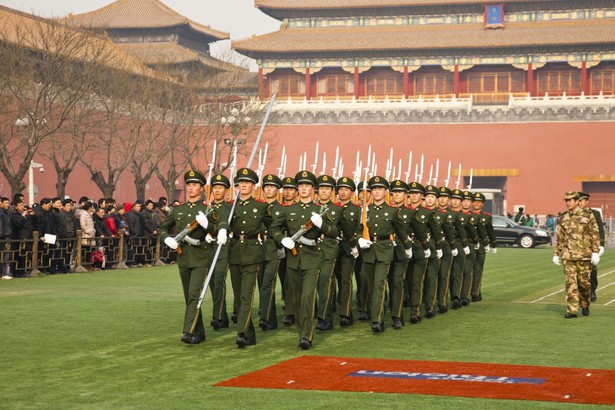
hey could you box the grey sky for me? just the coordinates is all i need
[1,0,280,70]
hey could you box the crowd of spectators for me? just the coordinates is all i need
[0,193,181,279]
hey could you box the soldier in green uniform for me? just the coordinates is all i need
[434,187,459,313]
[472,192,497,302]
[460,190,480,306]
[553,191,601,318]
[228,168,271,348]
[258,174,285,331]
[421,185,446,318]
[578,192,605,302]
[270,170,338,349]
[356,180,370,320]
[159,170,219,344]
[448,189,472,309]
[315,174,344,331]
[357,176,413,333]
[405,182,438,324]
[334,176,360,326]
[280,176,298,326]
[207,174,232,330]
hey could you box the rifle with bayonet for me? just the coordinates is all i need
[290,207,331,256]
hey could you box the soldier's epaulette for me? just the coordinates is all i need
[405,205,416,210]
[254,198,266,203]
[227,199,234,204]
[280,202,291,207]
[314,202,322,206]
[352,202,361,207]
[333,202,343,207]
[438,208,448,213]
[483,211,492,216]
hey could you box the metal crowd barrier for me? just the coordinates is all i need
[0,230,176,277]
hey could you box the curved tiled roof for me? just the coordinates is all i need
[233,18,615,57]
[61,0,228,42]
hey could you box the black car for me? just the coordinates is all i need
[491,215,551,248]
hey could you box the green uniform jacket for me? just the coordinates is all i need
[228,197,271,266]
[159,201,218,268]
[210,200,232,258]
[262,200,285,262]
[270,200,339,270]
[476,211,497,248]
[590,208,605,246]
[338,201,360,256]
[393,204,426,261]
[412,205,444,254]
[356,203,412,264]
[449,209,469,248]
[459,210,480,245]
[317,201,344,260]
[435,208,458,249]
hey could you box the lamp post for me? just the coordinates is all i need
[28,160,44,206]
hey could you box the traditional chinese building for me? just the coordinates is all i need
[233,0,615,218]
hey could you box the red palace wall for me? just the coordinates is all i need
[260,121,615,217]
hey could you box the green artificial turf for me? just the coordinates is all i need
[1,247,614,409]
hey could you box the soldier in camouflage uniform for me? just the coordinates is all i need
[553,191,601,318]
[578,192,605,302]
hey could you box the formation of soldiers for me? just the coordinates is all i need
[159,167,497,350]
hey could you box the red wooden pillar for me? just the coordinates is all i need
[453,64,460,97]
[258,67,265,99]
[354,67,360,99]
[581,61,589,95]
[305,67,311,100]
[527,63,535,96]
[403,65,409,98]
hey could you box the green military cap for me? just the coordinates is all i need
[295,170,317,186]
[389,179,409,192]
[233,175,239,186]
[368,175,389,190]
[184,170,206,185]
[357,181,371,192]
[578,191,590,200]
[462,190,473,200]
[316,174,336,188]
[211,174,230,188]
[564,191,579,200]
[282,176,297,189]
[408,182,425,194]
[438,186,452,197]
[337,176,356,191]
[262,174,283,188]
[451,189,464,199]
[424,185,439,197]
[473,192,486,202]
[236,167,259,184]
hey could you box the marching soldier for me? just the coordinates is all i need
[258,174,285,331]
[270,170,339,349]
[460,190,480,306]
[208,174,232,330]
[334,176,360,326]
[578,192,605,302]
[228,168,271,348]
[159,170,219,345]
[280,176,298,326]
[472,192,497,302]
[435,187,458,313]
[448,189,472,309]
[357,176,412,333]
[315,175,344,331]
[421,185,446,318]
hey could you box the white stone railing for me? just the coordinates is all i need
[509,92,615,109]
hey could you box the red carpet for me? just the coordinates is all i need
[215,355,615,405]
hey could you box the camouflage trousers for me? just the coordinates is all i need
[563,260,592,315]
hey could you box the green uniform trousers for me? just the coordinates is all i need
[209,252,229,323]
[335,253,356,320]
[317,257,337,326]
[229,263,259,341]
[436,245,453,309]
[407,245,428,318]
[361,260,392,325]
[259,258,280,325]
[449,250,466,302]
[423,255,441,312]
[288,266,319,342]
[461,246,477,301]
[179,265,208,338]
[388,257,409,319]
[472,246,486,298]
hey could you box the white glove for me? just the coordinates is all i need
[591,253,600,266]
[599,246,605,257]
[436,249,443,259]
[164,237,178,250]
[475,243,480,250]
[350,247,359,259]
[358,237,373,249]
[205,234,215,243]
[552,255,561,265]
[484,245,490,252]
[217,228,227,245]
[463,246,470,255]
[281,237,295,250]
[451,248,458,257]
[424,248,431,258]
[277,248,286,259]
[405,248,413,259]
[196,211,208,229]
[310,212,323,228]
[491,247,497,254]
